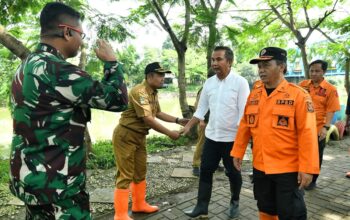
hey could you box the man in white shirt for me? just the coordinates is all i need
[183,46,250,219]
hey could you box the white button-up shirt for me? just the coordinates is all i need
[194,70,250,142]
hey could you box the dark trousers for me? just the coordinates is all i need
[200,137,242,201]
[253,169,307,220]
[313,138,326,183]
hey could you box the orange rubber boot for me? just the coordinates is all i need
[131,180,159,213]
[259,211,278,220]
[114,189,133,220]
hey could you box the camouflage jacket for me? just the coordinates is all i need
[10,43,128,205]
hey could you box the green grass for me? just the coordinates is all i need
[0,159,9,184]
[86,136,192,170]
[0,93,194,147]
[88,93,195,142]
[0,92,195,166]
[162,84,201,93]
[86,140,116,170]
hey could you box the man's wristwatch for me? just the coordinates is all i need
[323,125,330,130]
[175,117,179,124]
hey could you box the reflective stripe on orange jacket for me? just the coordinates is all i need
[231,79,319,174]
[299,79,340,132]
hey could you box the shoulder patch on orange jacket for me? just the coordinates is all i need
[289,83,309,94]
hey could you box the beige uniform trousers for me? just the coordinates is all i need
[112,125,147,189]
[192,124,206,168]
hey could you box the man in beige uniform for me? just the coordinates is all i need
[112,62,188,220]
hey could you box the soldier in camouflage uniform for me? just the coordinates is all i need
[9,2,128,220]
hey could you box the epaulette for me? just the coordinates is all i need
[298,79,310,86]
[288,82,309,94]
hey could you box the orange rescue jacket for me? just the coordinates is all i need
[231,79,319,174]
[299,79,340,132]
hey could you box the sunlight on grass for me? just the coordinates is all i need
[88,93,196,142]
[0,108,11,149]
[0,84,348,147]
[0,93,195,147]
[2,83,345,147]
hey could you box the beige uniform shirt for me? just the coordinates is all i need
[119,80,161,134]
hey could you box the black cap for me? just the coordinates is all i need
[249,47,287,64]
[144,62,171,75]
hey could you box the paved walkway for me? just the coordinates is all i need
[97,139,350,220]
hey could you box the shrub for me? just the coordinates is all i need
[86,136,192,170]
[146,135,191,152]
[0,159,9,185]
[86,140,115,170]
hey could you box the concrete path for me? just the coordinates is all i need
[96,139,350,220]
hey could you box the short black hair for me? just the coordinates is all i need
[40,2,81,34]
[276,60,287,74]
[309,60,328,72]
[213,46,234,63]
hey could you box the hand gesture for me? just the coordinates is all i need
[182,124,191,136]
[233,157,242,171]
[177,118,190,126]
[318,127,327,141]
[199,120,206,129]
[168,130,181,140]
[94,39,116,62]
[298,172,313,189]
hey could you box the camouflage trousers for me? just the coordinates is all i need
[25,190,91,220]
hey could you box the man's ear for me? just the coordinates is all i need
[229,60,233,67]
[62,27,71,40]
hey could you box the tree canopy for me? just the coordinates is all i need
[0,0,349,106]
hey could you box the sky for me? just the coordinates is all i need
[87,0,168,53]
[86,0,350,56]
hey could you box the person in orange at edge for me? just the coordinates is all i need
[299,60,340,190]
[231,47,319,220]
[112,62,189,220]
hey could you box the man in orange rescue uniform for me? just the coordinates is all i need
[299,60,340,190]
[231,47,319,220]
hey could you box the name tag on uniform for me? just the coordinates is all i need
[276,99,294,106]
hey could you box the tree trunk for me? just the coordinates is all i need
[204,0,222,71]
[206,23,216,71]
[178,51,197,139]
[0,25,30,60]
[78,43,93,157]
[178,51,190,118]
[78,43,87,69]
[345,57,350,93]
[84,126,93,157]
[298,42,309,79]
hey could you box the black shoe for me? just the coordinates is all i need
[184,206,208,219]
[248,172,253,183]
[305,182,316,190]
[228,200,239,218]
[184,180,212,219]
[216,164,224,172]
[192,167,200,177]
